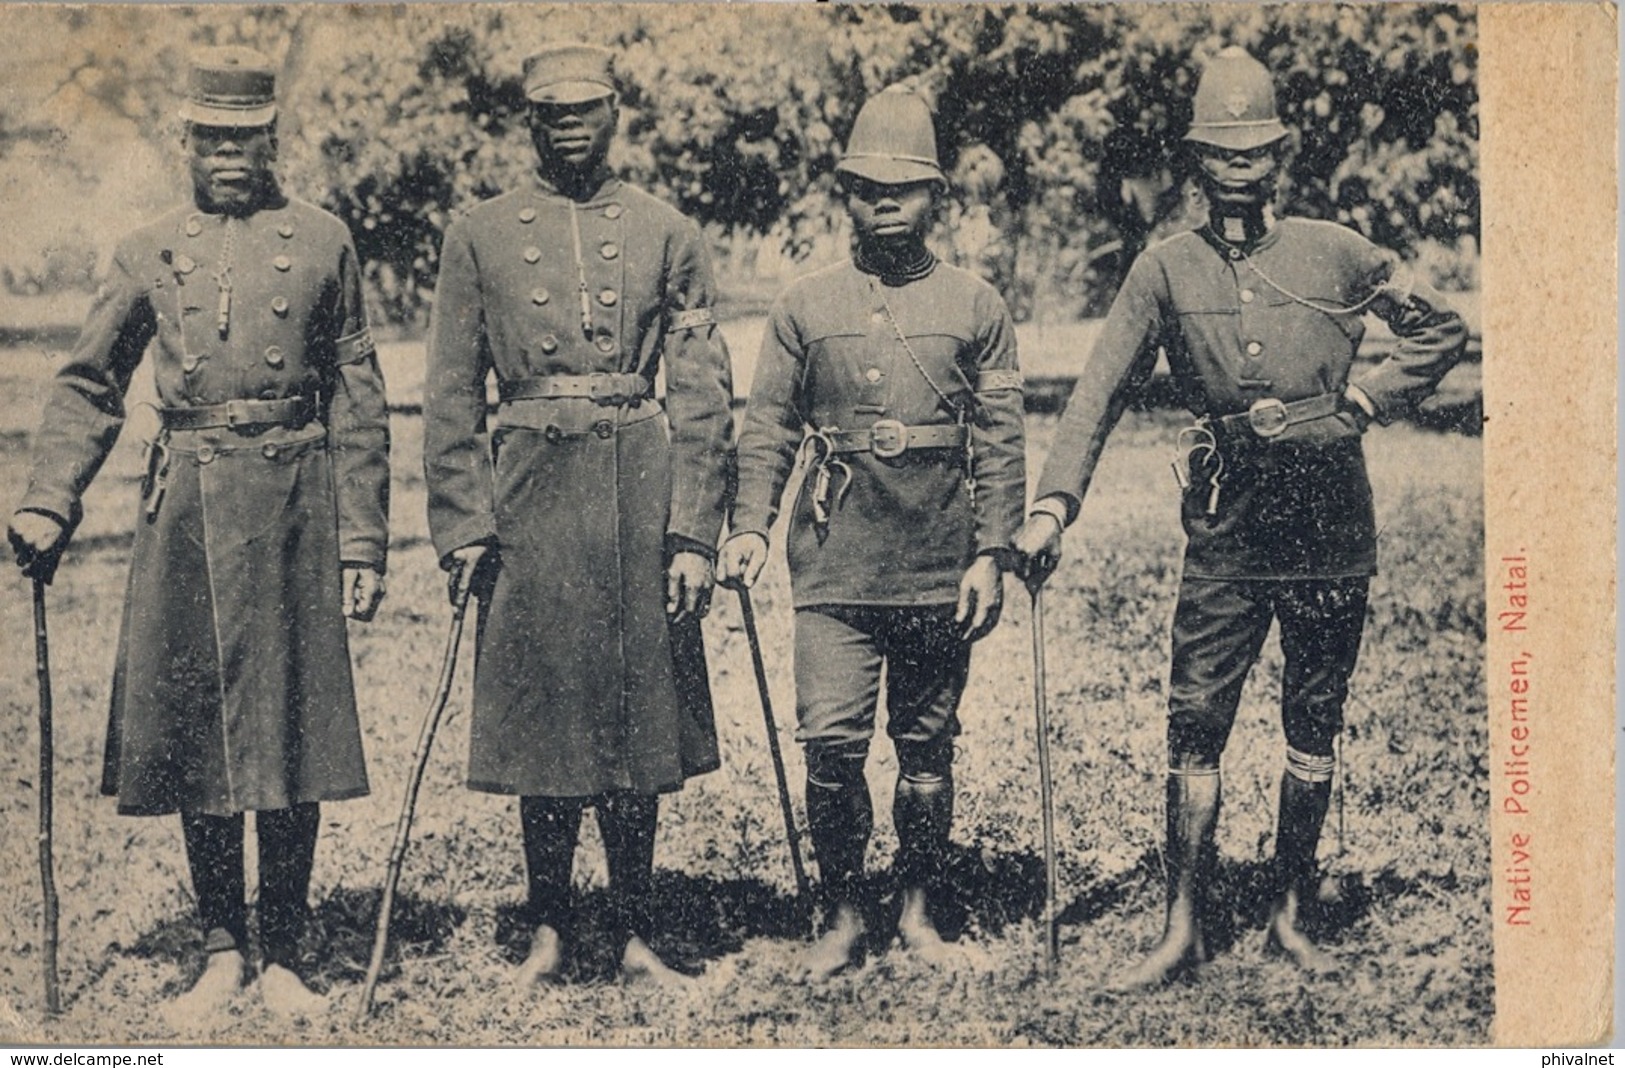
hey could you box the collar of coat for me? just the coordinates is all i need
[531,167,620,205]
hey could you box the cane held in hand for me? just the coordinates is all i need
[33,575,61,1018]
[356,562,473,1021]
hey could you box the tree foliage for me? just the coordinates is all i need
[0,4,1477,324]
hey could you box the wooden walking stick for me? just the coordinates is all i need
[32,576,61,1018]
[356,567,472,1021]
[735,587,813,935]
[1028,581,1059,977]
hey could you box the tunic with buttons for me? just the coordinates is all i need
[424,173,734,797]
[19,193,390,817]
[731,258,1027,607]
[1035,219,1467,579]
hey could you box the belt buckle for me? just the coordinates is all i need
[1246,397,1289,439]
[589,375,630,406]
[870,419,907,459]
[223,399,248,428]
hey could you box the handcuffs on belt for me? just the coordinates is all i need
[1174,395,1341,515]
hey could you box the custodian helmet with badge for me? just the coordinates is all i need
[178,46,278,127]
[1184,46,1289,152]
[523,43,617,104]
[836,86,946,187]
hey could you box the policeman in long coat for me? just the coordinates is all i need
[423,43,733,985]
[1014,48,1467,988]
[8,48,390,1017]
[720,89,1026,980]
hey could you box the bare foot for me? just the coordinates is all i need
[1107,911,1206,992]
[516,925,566,987]
[621,935,689,987]
[1266,892,1340,976]
[260,963,327,1019]
[162,949,246,1028]
[897,887,954,968]
[799,903,865,982]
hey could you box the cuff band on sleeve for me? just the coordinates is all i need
[671,307,716,332]
[335,326,377,366]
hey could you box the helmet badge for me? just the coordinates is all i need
[1224,91,1250,119]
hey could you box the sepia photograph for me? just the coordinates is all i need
[0,1,1609,1049]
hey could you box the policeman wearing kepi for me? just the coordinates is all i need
[7,48,390,1018]
[423,43,734,987]
[720,88,1026,981]
[1014,47,1467,988]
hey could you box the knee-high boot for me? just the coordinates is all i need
[805,774,872,914]
[1267,768,1339,973]
[1111,768,1220,990]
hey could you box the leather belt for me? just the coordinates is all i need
[1209,393,1341,440]
[822,419,967,459]
[499,373,652,406]
[158,396,316,431]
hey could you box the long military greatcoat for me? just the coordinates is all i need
[424,172,733,798]
[20,192,390,817]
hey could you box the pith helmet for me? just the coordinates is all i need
[179,47,277,128]
[1184,46,1289,152]
[836,87,946,187]
[524,43,617,105]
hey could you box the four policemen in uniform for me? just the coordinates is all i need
[8,48,390,1017]
[720,87,1025,979]
[8,39,1466,1011]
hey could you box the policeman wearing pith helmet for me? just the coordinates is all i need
[722,86,1027,980]
[8,46,390,1020]
[1014,46,1466,987]
[424,42,734,987]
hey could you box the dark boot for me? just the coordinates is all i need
[598,792,685,985]
[170,811,248,1023]
[1110,769,1220,990]
[1266,770,1340,975]
[518,795,583,985]
[801,772,872,981]
[893,769,954,965]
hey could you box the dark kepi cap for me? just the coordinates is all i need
[836,87,945,187]
[524,43,616,105]
[179,46,277,127]
[1184,46,1289,152]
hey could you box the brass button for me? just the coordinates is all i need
[865,368,882,383]
[595,335,616,354]
[273,255,291,272]
[1240,289,1255,304]
[871,311,886,324]
[261,443,280,459]
[278,223,294,239]
[265,346,285,368]
[544,424,564,445]
[531,287,551,306]
[540,335,559,354]
[593,419,614,439]
[597,288,618,307]
[519,207,537,224]
[272,297,290,316]
[176,255,197,275]
[185,217,203,237]
[600,241,619,260]
[181,355,200,373]
[603,204,623,220]
[524,246,542,264]
[1228,248,1242,261]
[1246,341,1263,356]
[196,444,216,464]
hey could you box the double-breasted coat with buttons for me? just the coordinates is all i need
[19,193,390,817]
[424,173,734,798]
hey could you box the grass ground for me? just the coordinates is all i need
[0,344,1487,1046]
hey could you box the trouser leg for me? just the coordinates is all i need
[597,792,658,947]
[885,608,967,903]
[180,810,247,955]
[256,802,320,969]
[520,795,584,937]
[794,607,882,913]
